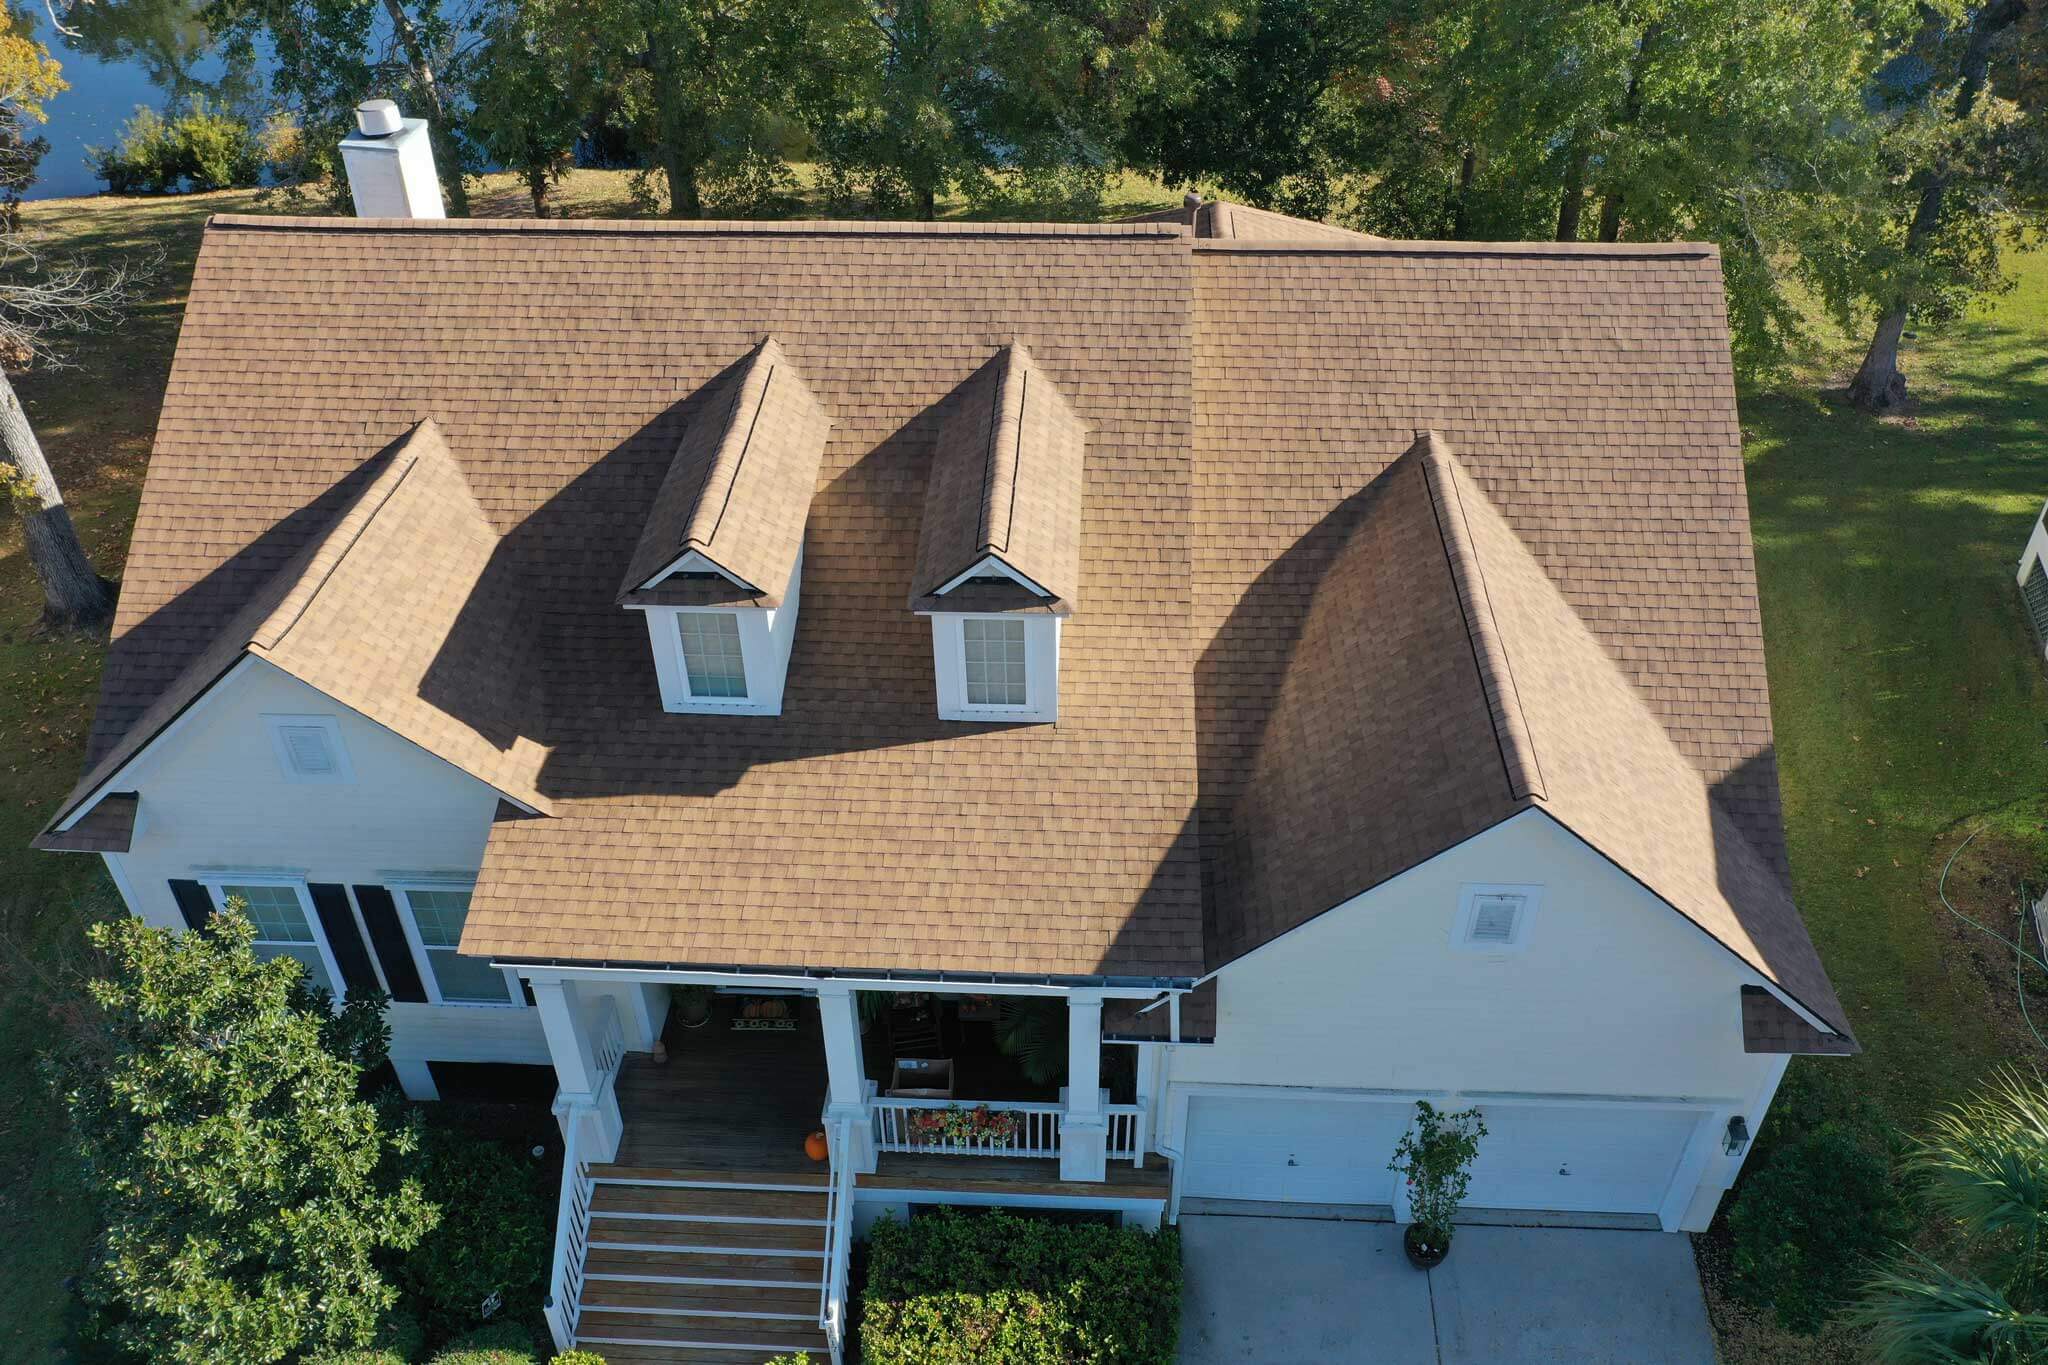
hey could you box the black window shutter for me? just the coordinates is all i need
[520,977,536,1007]
[308,883,381,1000]
[351,885,427,1004]
[168,879,214,931]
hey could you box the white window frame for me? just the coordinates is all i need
[626,549,801,718]
[927,612,1060,723]
[390,880,523,1009]
[1451,882,1543,953]
[673,610,752,702]
[201,874,348,1006]
[263,713,354,784]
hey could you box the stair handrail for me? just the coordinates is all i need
[818,1114,857,1365]
[542,1100,597,1354]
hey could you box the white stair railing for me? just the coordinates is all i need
[541,1109,595,1353]
[818,1115,857,1365]
[542,996,627,1354]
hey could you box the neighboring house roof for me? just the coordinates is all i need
[1213,432,1849,1037]
[42,209,1848,1045]
[617,336,832,607]
[909,343,1087,614]
[45,419,551,828]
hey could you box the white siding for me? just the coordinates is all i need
[1162,809,1793,1230]
[99,659,552,1078]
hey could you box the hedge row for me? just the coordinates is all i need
[859,1209,1181,1364]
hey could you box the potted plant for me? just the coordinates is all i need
[1388,1100,1486,1268]
[676,984,713,1029]
[905,1104,1019,1151]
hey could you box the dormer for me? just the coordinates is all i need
[910,344,1086,724]
[618,338,831,715]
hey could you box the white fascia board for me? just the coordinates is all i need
[640,547,758,594]
[506,961,1168,1000]
[934,553,1053,600]
[55,653,262,831]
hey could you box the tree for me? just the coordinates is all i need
[516,0,819,218]
[56,906,433,1365]
[207,0,475,213]
[1857,1068,2048,1362]
[808,0,1188,220]
[0,10,136,630]
[1806,0,2045,411]
[467,0,581,216]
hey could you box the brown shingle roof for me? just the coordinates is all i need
[32,792,137,852]
[617,337,831,606]
[44,216,1843,1024]
[1741,985,1856,1055]
[1122,197,1389,244]
[909,343,1087,613]
[44,419,550,829]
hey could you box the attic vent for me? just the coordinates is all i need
[1454,883,1539,952]
[266,714,352,784]
[1468,895,1522,944]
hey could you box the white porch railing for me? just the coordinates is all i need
[818,1115,857,1365]
[871,1095,1149,1163]
[541,1110,596,1351]
[542,998,626,1355]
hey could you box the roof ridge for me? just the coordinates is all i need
[1194,238,1719,258]
[1411,431,1546,803]
[980,343,1033,556]
[251,419,444,654]
[206,214,1190,242]
[687,337,782,576]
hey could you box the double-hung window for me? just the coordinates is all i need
[208,879,343,996]
[676,611,749,699]
[394,885,517,1006]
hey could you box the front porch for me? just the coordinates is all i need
[534,977,1167,1362]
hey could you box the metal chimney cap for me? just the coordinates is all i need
[355,99,403,137]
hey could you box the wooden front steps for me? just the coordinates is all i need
[576,1167,832,1364]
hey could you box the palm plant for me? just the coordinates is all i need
[1858,1068,2048,1363]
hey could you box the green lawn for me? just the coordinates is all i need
[0,177,2042,1359]
[1745,252,2048,1126]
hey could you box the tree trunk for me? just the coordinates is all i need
[1848,306,1910,410]
[917,183,936,222]
[526,165,550,218]
[1847,0,2024,411]
[1555,141,1588,241]
[377,0,468,216]
[664,147,702,218]
[1451,148,1478,239]
[1596,191,1623,242]
[0,371,115,629]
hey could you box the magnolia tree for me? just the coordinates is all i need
[55,906,433,1365]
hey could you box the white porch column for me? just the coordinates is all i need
[1060,994,1108,1182]
[816,982,877,1173]
[532,978,622,1161]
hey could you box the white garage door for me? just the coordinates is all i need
[1180,1094,1414,1205]
[1462,1102,1706,1216]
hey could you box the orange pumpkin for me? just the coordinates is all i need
[804,1129,830,1162]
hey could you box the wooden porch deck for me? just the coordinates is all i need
[610,996,830,1173]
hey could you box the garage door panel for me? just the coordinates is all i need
[1463,1103,1703,1215]
[1181,1095,1413,1206]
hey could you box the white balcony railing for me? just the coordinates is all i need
[871,1095,1148,1164]
[818,1114,857,1365]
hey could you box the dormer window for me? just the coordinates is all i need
[910,343,1086,725]
[677,610,748,699]
[616,338,831,716]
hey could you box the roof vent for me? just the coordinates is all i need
[1183,189,1203,209]
[355,99,403,137]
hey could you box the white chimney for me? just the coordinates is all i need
[338,100,445,219]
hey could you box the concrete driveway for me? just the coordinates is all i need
[1178,1214,1716,1364]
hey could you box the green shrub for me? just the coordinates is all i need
[1728,1123,1913,1334]
[549,1353,610,1365]
[87,99,261,195]
[427,1319,538,1364]
[305,1309,425,1364]
[860,1209,1180,1365]
[402,1125,553,1339]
